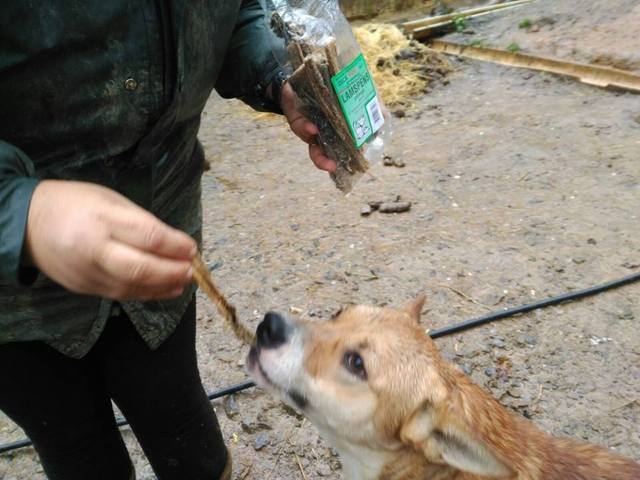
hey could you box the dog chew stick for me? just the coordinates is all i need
[324,40,340,77]
[288,42,306,70]
[288,64,359,191]
[191,254,255,346]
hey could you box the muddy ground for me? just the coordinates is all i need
[1,0,639,478]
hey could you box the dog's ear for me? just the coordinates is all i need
[400,403,511,477]
[404,294,426,322]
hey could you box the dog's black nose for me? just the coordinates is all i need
[257,312,288,349]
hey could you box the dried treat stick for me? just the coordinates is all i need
[289,63,309,89]
[304,58,343,127]
[302,78,354,174]
[289,63,357,182]
[297,39,314,57]
[288,42,306,70]
[324,40,340,77]
[191,254,255,346]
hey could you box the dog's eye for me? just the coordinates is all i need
[343,351,367,380]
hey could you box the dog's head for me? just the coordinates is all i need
[247,296,512,478]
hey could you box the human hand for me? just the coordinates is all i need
[281,82,337,173]
[24,180,197,301]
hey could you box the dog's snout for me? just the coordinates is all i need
[257,312,288,349]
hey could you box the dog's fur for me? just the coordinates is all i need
[247,296,640,479]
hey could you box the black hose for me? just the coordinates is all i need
[1,272,638,455]
[0,380,260,454]
[0,438,31,455]
[429,271,640,339]
[205,379,257,400]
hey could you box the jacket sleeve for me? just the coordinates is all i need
[0,140,40,285]
[215,0,287,113]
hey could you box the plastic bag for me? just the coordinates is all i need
[266,0,391,193]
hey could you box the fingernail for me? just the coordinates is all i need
[185,266,194,281]
[190,246,198,257]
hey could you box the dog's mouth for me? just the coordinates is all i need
[247,346,274,387]
[247,346,308,411]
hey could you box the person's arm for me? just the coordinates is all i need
[0,141,197,300]
[0,140,40,285]
[215,0,285,113]
[216,0,337,172]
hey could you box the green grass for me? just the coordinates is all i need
[519,18,533,29]
[453,15,468,32]
[507,42,521,53]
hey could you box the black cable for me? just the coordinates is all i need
[0,380,259,454]
[206,379,257,400]
[1,272,638,455]
[0,439,31,455]
[428,271,640,339]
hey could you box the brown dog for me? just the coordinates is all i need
[247,296,640,479]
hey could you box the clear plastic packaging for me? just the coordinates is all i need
[266,0,391,193]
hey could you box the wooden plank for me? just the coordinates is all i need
[410,6,531,39]
[401,0,535,37]
[428,40,640,93]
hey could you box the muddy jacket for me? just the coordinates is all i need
[0,0,283,358]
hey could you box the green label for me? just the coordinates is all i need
[331,53,385,148]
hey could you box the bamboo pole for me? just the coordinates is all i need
[428,40,640,94]
[401,0,536,39]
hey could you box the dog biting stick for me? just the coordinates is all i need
[191,254,256,346]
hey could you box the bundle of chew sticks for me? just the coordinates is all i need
[273,13,369,193]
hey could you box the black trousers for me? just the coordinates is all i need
[0,300,228,480]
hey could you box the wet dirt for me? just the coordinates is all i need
[1,0,639,478]
[445,0,640,73]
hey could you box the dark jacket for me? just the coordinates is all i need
[0,0,283,358]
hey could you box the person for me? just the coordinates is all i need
[0,1,335,479]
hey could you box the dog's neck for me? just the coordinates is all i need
[318,419,474,480]
[380,449,467,480]
[317,429,392,480]
[330,440,471,480]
